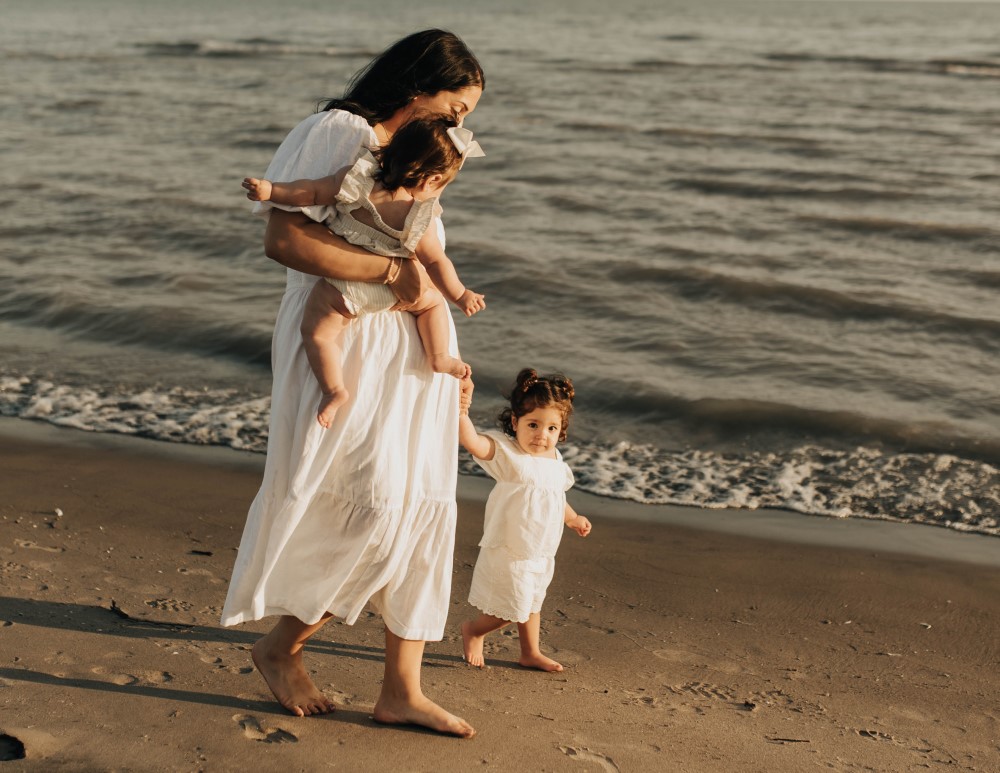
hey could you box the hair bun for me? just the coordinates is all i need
[515,368,539,393]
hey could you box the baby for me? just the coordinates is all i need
[244,116,486,427]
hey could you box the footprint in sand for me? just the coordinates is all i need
[13,540,63,553]
[145,598,194,613]
[667,681,738,702]
[233,715,298,744]
[559,746,620,772]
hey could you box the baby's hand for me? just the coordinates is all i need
[242,177,272,202]
[570,515,592,537]
[456,289,486,317]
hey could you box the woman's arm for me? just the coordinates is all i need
[264,210,431,306]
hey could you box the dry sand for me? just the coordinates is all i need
[1,420,998,772]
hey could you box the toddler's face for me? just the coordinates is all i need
[512,406,564,457]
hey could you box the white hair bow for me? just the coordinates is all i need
[446,126,485,167]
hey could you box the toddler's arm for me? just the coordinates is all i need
[564,503,592,537]
[243,167,349,207]
[458,378,495,460]
[415,227,485,318]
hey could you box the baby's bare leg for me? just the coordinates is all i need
[409,291,471,379]
[461,614,509,668]
[300,281,351,428]
[516,612,563,672]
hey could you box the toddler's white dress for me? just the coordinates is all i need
[468,431,575,623]
[322,150,440,315]
[221,110,460,641]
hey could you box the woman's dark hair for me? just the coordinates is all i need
[373,116,463,190]
[323,29,485,124]
[498,369,576,443]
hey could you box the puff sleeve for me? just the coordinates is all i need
[474,431,520,483]
[251,110,376,224]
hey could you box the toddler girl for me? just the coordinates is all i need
[243,116,486,427]
[458,369,592,672]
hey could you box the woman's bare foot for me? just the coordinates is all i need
[461,621,486,668]
[430,354,471,380]
[251,635,336,717]
[316,387,349,428]
[519,652,564,672]
[373,693,475,738]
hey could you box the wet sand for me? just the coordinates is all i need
[1,421,998,771]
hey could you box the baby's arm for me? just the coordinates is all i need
[458,378,495,460]
[414,227,485,318]
[243,167,349,207]
[564,503,592,537]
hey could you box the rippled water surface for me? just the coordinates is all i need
[2,0,998,535]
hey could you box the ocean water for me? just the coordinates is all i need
[2,0,998,536]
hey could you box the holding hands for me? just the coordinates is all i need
[459,376,474,416]
[243,177,273,201]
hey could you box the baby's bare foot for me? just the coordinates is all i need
[251,635,335,717]
[430,354,471,380]
[461,621,486,668]
[519,652,564,672]
[373,693,475,738]
[317,387,349,429]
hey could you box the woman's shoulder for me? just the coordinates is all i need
[293,109,374,142]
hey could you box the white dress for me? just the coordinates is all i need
[221,110,460,641]
[468,431,575,623]
[322,150,439,315]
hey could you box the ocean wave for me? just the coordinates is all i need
[2,375,995,537]
[136,39,375,59]
[670,177,916,201]
[0,289,271,368]
[763,53,1000,79]
[606,264,1000,345]
[799,214,1000,244]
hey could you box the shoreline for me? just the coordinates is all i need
[2,417,998,770]
[4,416,998,568]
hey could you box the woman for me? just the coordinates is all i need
[221,29,484,738]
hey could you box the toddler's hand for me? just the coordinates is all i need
[456,289,486,317]
[459,376,475,416]
[570,515,592,537]
[242,177,272,202]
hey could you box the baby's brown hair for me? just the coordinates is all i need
[373,116,463,191]
[498,368,575,442]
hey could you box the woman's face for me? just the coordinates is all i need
[409,85,482,124]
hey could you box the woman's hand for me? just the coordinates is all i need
[388,257,434,311]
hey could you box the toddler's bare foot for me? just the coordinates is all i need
[430,353,471,380]
[461,621,486,668]
[251,634,336,717]
[317,387,349,428]
[519,652,564,672]
[373,693,475,738]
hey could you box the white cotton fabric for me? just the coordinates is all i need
[468,431,575,623]
[322,150,437,315]
[221,110,460,641]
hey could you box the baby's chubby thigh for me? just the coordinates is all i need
[405,287,446,317]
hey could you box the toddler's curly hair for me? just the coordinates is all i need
[498,368,575,442]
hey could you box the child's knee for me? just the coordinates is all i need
[411,289,445,315]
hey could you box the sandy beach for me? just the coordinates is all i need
[1,420,998,772]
